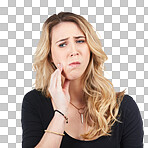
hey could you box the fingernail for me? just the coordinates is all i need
[57,63,63,72]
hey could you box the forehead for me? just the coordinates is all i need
[51,22,84,41]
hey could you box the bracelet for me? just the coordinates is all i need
[44,130,65,136]
[54,110,68,123]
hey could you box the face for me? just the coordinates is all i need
[50,22,90,80]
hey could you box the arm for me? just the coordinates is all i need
[22,64,70,148]
[21,92,67,148]
[120,95,144,148]
[35,112,66,148]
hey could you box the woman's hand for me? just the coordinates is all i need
[48,64,70,115]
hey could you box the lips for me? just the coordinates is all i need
[69,61,81,68]
[69,61,80,66]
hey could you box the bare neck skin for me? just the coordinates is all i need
[69,78,85,107]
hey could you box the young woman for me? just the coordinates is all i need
[21,12,143,148]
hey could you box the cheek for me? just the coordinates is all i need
[52,51,63,65]
[52,53,67,72]
[60,63,70,79]
[84,49,90,62]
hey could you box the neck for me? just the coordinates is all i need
[69,79,85,107]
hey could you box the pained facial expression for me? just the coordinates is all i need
[51,22,90,80]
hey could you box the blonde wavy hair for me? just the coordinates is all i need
[33,12,126,140]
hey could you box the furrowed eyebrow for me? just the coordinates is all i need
[56,37,69,43]
[74,36,85,39]
[56,36,85,44]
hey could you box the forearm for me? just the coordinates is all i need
[35,112,66,148]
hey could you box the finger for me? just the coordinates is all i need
[56,69,62,88]
[49,63,63,93]
[52,68,62,89]
[49,69,59,90]
[57,63,63,72]
[56,63,63,88]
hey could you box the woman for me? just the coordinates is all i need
[21,12,143,148]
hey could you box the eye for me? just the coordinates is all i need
[76,40,85,43]
[59,43,66,47]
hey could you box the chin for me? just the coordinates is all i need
[66,75,81,80]
[63,71,82,80]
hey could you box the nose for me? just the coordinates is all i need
[70,52,79,57]
[70,42,79,57]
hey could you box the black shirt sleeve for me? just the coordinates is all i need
[21,89,44,148]
[120,95,144,148]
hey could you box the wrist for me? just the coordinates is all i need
[54,110,68,123]
[56,108,68,116]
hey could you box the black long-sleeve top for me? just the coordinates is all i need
[21,89,144,148]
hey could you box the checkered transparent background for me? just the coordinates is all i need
[0,0,148,147]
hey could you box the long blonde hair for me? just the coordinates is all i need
[33,12,126,140]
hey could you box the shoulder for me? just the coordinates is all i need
[22,89,52,117]
[22,89,48,110]
[118,96,144,146]
[22,89,40,104]
[119,94,143,125]
[120,94,140,115]
[23,89,41,98]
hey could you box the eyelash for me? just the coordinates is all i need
[59,40,85,48]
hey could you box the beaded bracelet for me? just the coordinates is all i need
[54,110,68,123]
